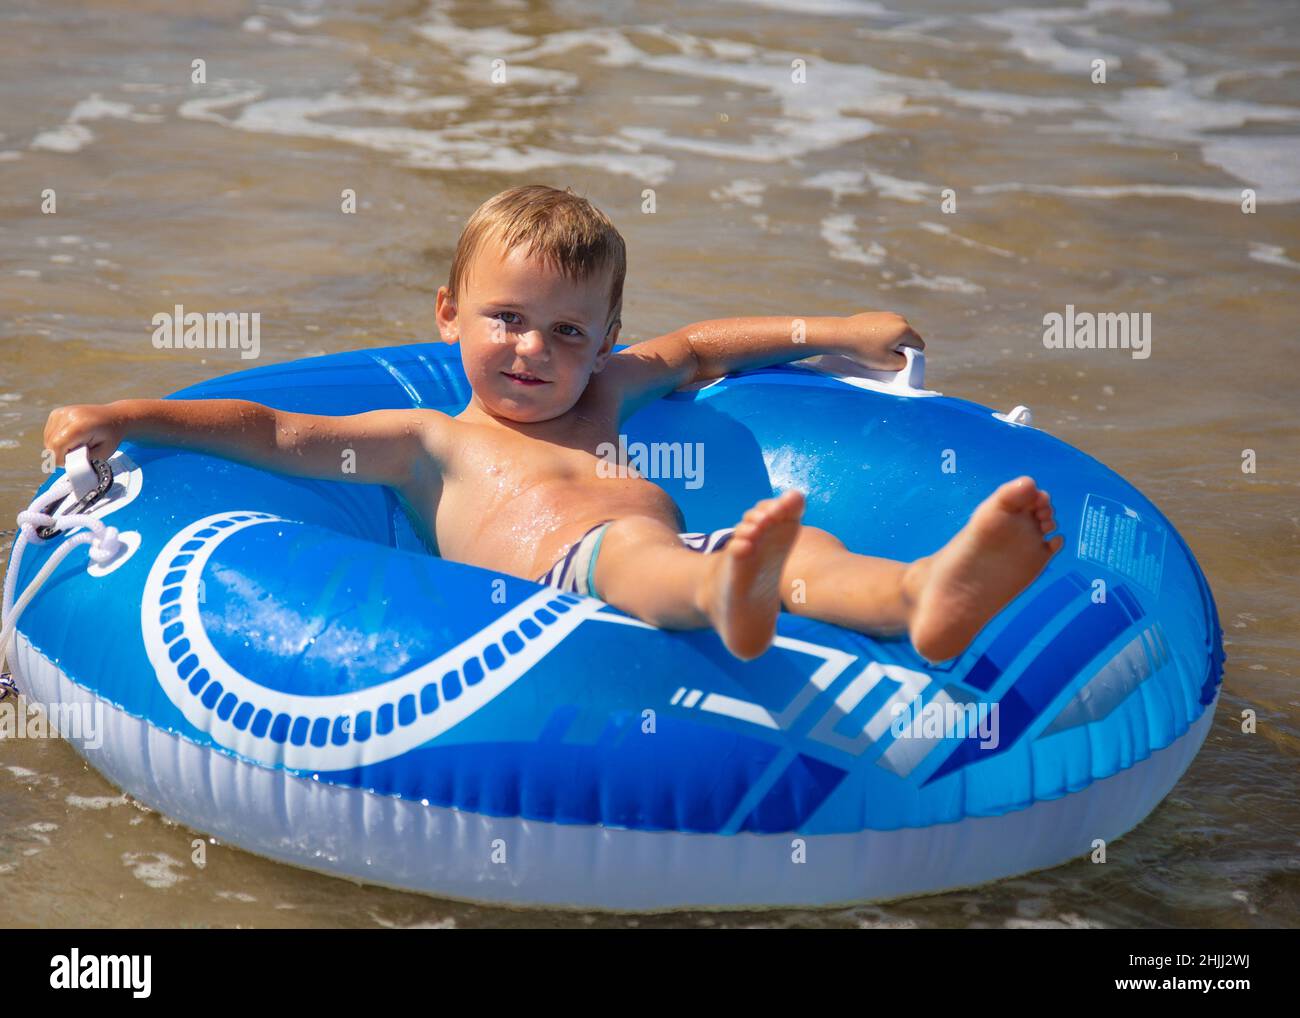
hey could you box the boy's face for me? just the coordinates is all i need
[436,238,620,424]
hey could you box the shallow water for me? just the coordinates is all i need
[1,0,1297,928]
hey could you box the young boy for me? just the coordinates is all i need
[44,184,1063,663]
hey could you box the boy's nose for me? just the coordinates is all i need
[514,331,547,356]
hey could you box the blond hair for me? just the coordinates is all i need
[448,184,626,333]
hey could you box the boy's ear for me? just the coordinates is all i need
[593,317,621,372]
[434,285,459,344]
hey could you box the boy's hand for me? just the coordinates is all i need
[839,311,925,371]
[44,403,127,466]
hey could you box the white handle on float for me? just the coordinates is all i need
[795,345,939,397]
[1,446,128,682]
[994,404,1034,426]
[64,446,101,500]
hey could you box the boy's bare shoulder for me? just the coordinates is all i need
[391,407,458,461]
[329,406,457,484]
[341,406,452,437]
[588,333,698,420]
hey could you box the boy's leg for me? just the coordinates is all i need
[594,494,805,660]
[778,526,915,634]
[779,476,1062,662]
[589,515,716,629]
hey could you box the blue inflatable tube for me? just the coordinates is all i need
[5,342,1223,909]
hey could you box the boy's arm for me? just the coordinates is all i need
[605,312,924,419]
[44,398,447,489]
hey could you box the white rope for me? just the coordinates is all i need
[0,474,124,684]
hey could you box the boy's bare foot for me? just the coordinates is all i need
[905,476,1064,663]
[696,489,805,660]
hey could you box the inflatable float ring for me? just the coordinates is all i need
[3,342,1223,910]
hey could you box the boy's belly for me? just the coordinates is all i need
[433,474,687,579]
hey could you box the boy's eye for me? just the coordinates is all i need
[490,312,583,337]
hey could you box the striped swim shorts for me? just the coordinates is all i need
[535,520,736,600]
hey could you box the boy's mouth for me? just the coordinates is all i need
[502,370,549,386]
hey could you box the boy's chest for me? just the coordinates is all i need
[427,421,681,570]
[460,426,608,488]
[454,411,624,485]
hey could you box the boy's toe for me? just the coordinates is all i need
[996,476,1038,512]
